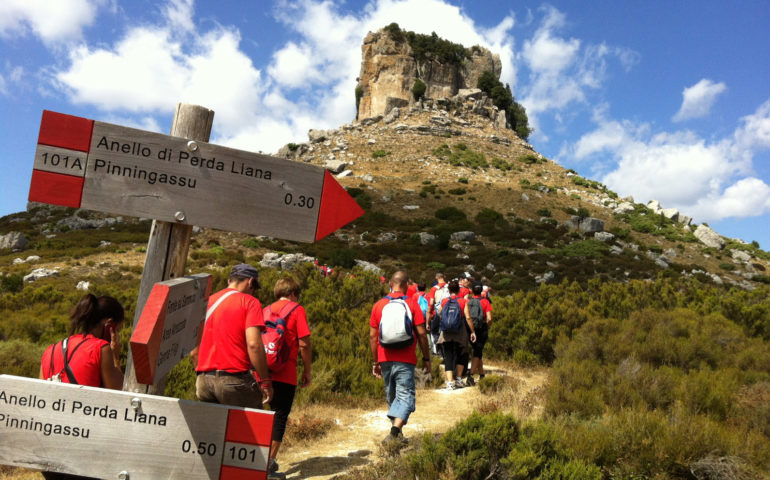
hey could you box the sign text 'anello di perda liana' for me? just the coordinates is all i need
[29,111,363,243]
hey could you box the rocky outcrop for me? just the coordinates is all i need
[0,232,28,251]
[357,28,502,120]
[694,225,725,249]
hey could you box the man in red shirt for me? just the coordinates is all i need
[195,263,273,408]
[370,271,431,444]
[467,282,493,384]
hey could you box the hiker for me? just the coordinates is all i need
[39,294,125,480]
[194,263,273,408]
[458,272,473,299]
[467,282,493,384]
[370,271,431,444]
[261,277,312,479]
[427,272,448,355]
[436,280,476,389]
[480,276,492,302]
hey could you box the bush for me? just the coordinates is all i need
[435,206,466,222]
[719,262,737,271]
[1,274,23,293]
[411,78,426,101]
[371,149,390,158]
[536,208,552,217]
[448,188,467,195]
[355,84,364,116]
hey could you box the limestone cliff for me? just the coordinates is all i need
[357,27,502,120]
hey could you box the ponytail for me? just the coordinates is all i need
[69,294,125,335]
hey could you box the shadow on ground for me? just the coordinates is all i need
[284,450,371,479]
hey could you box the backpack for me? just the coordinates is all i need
[378,296,414,349]
[439,297,463,333]
[417,294,429,320]
[468,298,485,330]
[262,301,300,373]
[45,336,87,384]
[433,284,450,314]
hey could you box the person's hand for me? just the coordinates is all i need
[470,332,477,343]
[301,370,312,387]
[259,381,273,404]
[422,358,431,374]
[372,363,382,379]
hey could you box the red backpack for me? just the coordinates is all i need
[262,301,300,373]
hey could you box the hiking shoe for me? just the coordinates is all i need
[445,381,457,390]
[381,432,408,446]
[454,379,465,389]
[465,375,476,386]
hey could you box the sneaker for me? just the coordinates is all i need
[454,379,465,389]
[381,431,408,446]
[465,375,476,386]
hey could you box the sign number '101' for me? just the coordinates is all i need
[284,193,315,209]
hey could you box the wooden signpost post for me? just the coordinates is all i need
[0,375,274,479]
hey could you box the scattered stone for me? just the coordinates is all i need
[450,231,476,242]
[709,273,723,285]
[661,208,679,221]
[377,232,397,242]
[99,241,111,247]
[76,281,90,291]
[354,259,382,274]
[360,174,374,182]
[324,160,348,174]
[308,129,332,143]
[694,225,725,249]
[418,232,437,245]
[260,252,315,270]
[360,115,383,126]
[24,268,58,282]
[0,232,28,251]
[486,263,495,272]
[731,249,752,262]
[367,138,377,144]
[521,193,530,202]
[403,205,420,211]
[610,245,624,255]
[383,107,400,124]
[535,271,555,284]
[655,257,669,269]
[594,232,615,242]
[12,258,25,265]
[613,202,635,214]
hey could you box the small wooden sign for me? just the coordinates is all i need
[29,110,364,243]
[0,375,274,479]
[130,274,212,385]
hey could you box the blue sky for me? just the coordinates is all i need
[1,0,768,248]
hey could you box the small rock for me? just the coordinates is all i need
[450,231,476,242]
[731,249,751,262]
[336,170,353,178]
[361,174,374,182]
[418,232,437,245]
[24,268,58,282]
[594,232,615,242]
[521,193,530,202]
[76,281,90,291]
[377,232,397,242]
[324,160,348,174]
[403,205,420,211]
[354,259,382,274]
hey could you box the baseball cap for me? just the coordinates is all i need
[230,263,261,288]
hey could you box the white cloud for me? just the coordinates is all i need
[0,65,25,96]
[566,99,770,223]
[672,78,727,122]
[0,0,100,44]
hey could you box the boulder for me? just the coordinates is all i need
[647,200,662,214]
[450,231,476,242]
[610,245,624,255]
[453,88,483,101]
[383,107,401,124]
[535,271,555,284]
[494,109,507,130]
[260,252,315,270]
[565,216,604,233]
[418,232,437,245]
[308,129,333,143]
[377,232,397,242]
[403,205,420,211]
[678,215,692,226]
[731,249,752,263]
[613,202,635,214]
[594,232,615,242]
[694,225,725,249]
[354,259,382,274]
[661,208,679,221]
[521,193,530,202]
[76,281,91,291]
[0,232,28,251]
[336,170,354,178]
[24,268,58,282]
[324,160,348,174]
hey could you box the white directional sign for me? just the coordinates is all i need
[0,375,274,480]
[29,110,364,243]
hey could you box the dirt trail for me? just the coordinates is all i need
[277,364,548,480]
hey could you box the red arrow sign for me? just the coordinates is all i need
[29,110,364,242]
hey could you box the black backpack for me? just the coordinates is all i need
[467,298,485,330]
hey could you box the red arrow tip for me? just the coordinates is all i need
[315,171,365,242]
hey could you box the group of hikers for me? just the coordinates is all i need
[39,263,491,479]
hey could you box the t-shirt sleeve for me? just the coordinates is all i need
[370,300,382,329]
[483,299,492,313]
[294,306,311,338]
[244,296,264,329]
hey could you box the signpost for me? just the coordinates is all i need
[130,274,212,385]
[0,375,274,479]
[29,110,364,243]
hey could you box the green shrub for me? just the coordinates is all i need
[719,262,737,271]
[435,206,466,222]
[448,188,466,195]
[536,208,552,217]
[411,78,426,101]
[458,177,468,184]
[241,238,260,248]
[1,274,24,293]
[0,339,47,377]
[518,154,540,165]
[355,85,364,116]
[371,149,390,158]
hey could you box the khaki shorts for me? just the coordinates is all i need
[195,371,262,409]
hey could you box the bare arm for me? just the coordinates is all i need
[463,304,476,342]
[298,336,312,387]
[415,323,431,372]
[486,311,493,326]
[100,344,124,390]
[369,326,381,378]
[246,326,273,403]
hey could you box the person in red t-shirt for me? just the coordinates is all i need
[426,272,447,319]
[39,294,125,480]
[458,273,473,299]
[194,263,273,408]
[437,280,477,389]
[370,271,430,444]
[467,283,493,384]
[261,276,312,478]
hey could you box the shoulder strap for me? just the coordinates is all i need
[47,343,56,379]
[273,301,299,320]
[61,336,88,385]
[206,290,239,321]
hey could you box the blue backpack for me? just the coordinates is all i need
[440,297,463,332]
[417,294,429,320]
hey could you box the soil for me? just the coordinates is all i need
[275,363,548,479]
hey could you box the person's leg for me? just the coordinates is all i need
[380,361,397,416]
[195,374,218,403]
[442,342,458,384]
[387,363,416,428]
[269,381,296,470]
